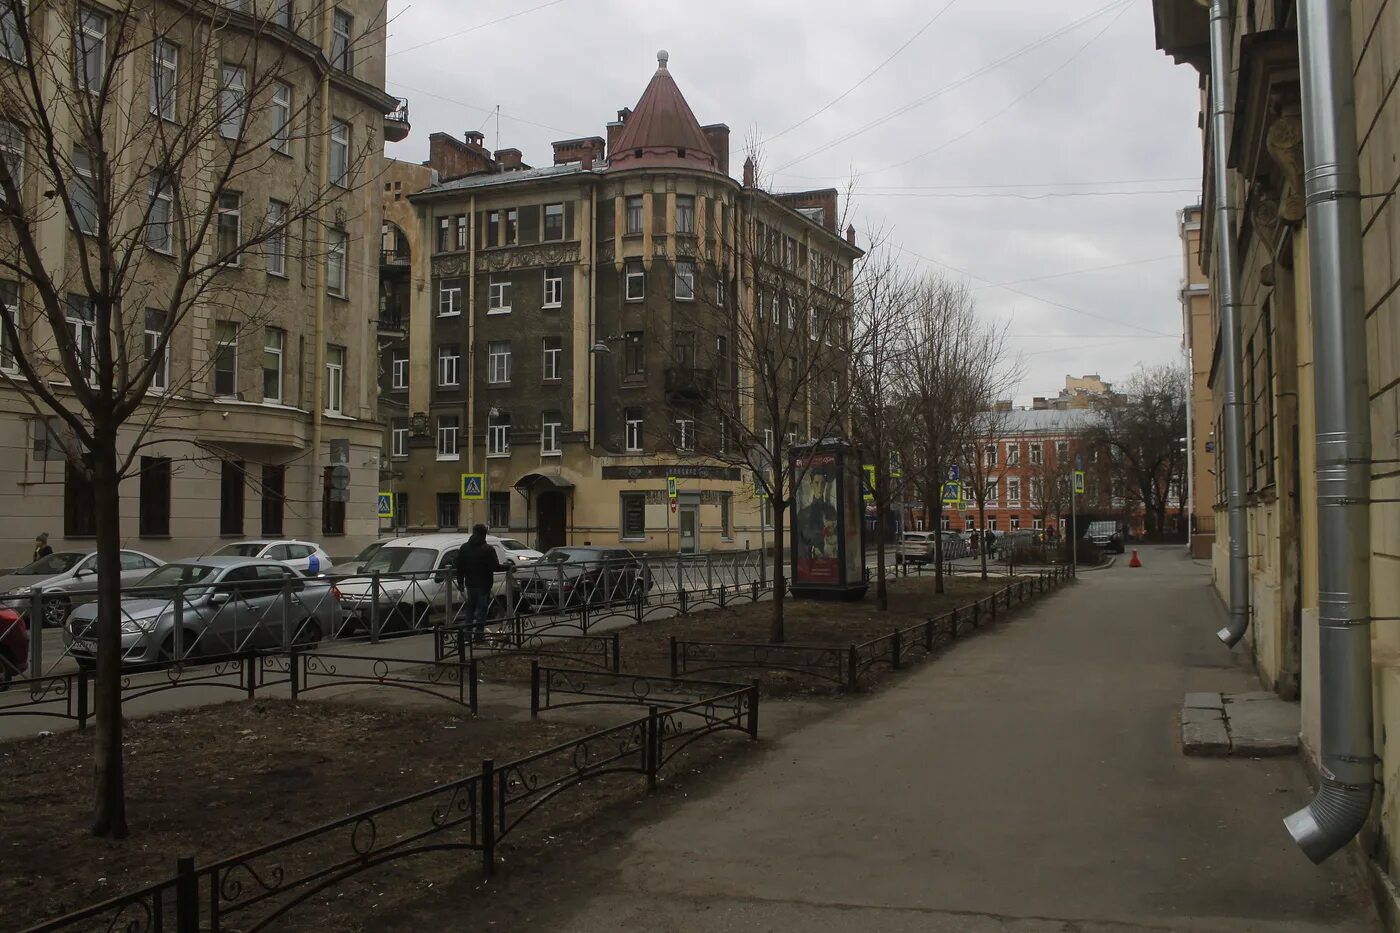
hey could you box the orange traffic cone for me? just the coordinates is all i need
[1128,549,1142,568]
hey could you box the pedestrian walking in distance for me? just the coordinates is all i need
[33,533,52,562]
[456,524,501,644]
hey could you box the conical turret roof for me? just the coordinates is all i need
[608,51,718,173]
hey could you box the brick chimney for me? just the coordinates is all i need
[494,148,524,170]
[605,107,632,161]
[742,156,754,187]
[702,123,730,175]
[845,224,856,247]
[551,136,606,166]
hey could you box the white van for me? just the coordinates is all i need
[335,533,513,632]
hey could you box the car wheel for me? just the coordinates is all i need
[159,631,197,663]
[43,597,71,629]
[292,618,322,650]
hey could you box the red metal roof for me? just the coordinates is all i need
[608,51,719,173]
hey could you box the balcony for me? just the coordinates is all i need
[664,366,715,401]
[380,248,411,268]
[384,97,411,143]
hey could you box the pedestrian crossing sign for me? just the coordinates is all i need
[942,481,961,506]
[1074,470,1085,495]
[460,473,485,500]
[376,492,394,518]
[862,464,876,501]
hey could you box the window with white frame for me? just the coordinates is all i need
[438,284,461,316]
[143,309,168,390]
[212,320,237,395]
[625,196,643,234]
[1008,477,1021,505]
[625,408,643,452]
[1032,517,1043,531]
[0,119,22,204]
[391,351,408,389]
[987,480,999,505]
[486,210,500,245]
[390,419,408,458]
[542,336,562,381]
[331,8,353,72]
[674,261,695,300]
[146,174,173,253]
[219,64,246,139]
[488,277,511,313]
[1006,443,1020,466]
[71,146,98,234]
[329,119,350,186]
[543,203,563,241]
[1029,442,1043,465]
[75,7,106,92]
[543,268,563,307]
[270,82,292,154]
[675,195,694,234]
[437,344,459,387]
[65,295,95,383]
[436,414,460,459]
[984,444,997,468]
[262,327,284,402]
[987,518,999,532]
[150,39,177,120]
[673,418,694,451]
[324,345,344,414]
[216,191,241,262]
[541,410,561,455]
[487,412,510,456]
[487,340,511,384]
[1030,477,1043,502]
[504,208,518,244]
[266,200,287,276]
[326,229,347,296]
[0,1,24,63]
[1010,515,1021,530]
[624,261,644,300]
[0,279,17,372]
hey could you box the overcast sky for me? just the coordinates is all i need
[383,0,1203,404]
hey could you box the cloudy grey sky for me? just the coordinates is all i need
[383,0,1203,403]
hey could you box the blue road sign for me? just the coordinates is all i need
[947,464,960,481]
[377,492,394,518]
[460,473,485,500]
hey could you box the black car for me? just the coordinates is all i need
[1085,520,1127,554]
[512,547,649,612]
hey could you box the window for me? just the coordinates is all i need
[1006,443,1020,466]
[321,466,345,535]
[266,200,287,276]
[986,518,999,532]
[390,419,408,458]
[139,457,171,537]
[486,210,500,245]
[1008,478,1021,505]
[720,492,733,538]
[488,340,511,384]
[75,7,106,92]
[65,295,95,383]
[439,284,462,316]
[262,327,284,402]
[436,217,451,253]
[504,208,518,244]
[261,464,285,536]
[331,8,353,71]
[987,480,999,505]
[0,279,16,372]
[456,215,467,250]
[436,414,460,459]
[1056,440,1069,461]
[437,344,460,387]
[1010,516,1021,531]
[1029,443,1043,466]
[621,492,646,539]
[715,335,730,386]
[437,492,459,529]
[1030,477,1043,502]
[543,269,563,308]
[145,174,173,253]
[391,351,408,389]
[216,191,241,261]
[324,345,344,414]
[542,336,562,381]
[326,229,347,296]
[71,147,98,234]
[1033,517,1043,531]
[488,277,511,313]
[672,330,695,368]
[488,411,510,456]
[673,419,694,451]
[543,203,564,241]
[675,195,694,234]
[65,463,96,537]
[674,261,695,300]
[0,0,23,62]
[270,82,292,154]
[212,320,237,395]
[623,331,644,377]
[143,309,168,390]
[150,39,178,120]
[625,196,643,234]
[220,460,245,536]
[984,444,997,468]
[0,120,21,205]
[329,119,350,186]
[541,410,561,455]
[625,261,644,301]
[273,0,293,28]
[489,492,510,529]
[625,408,643,452]
[219,64,246,138]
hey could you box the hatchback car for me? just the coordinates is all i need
[0,549,164,628]
[335,533,512,633]
[64,558,339,666]
[512,546,648,612]
[492,536,545,568]
[210,540,335,576]
[0,607,29,687]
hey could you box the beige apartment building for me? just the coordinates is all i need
[0,0,404,566]
[1178,205,1216,560]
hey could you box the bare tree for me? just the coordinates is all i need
[959,404,1015,580]
[0,0,382,836]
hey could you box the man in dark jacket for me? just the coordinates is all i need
[455,525,502,643]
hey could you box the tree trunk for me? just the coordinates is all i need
[875,511,888,611]
[929,486,945,594]
[770,502,786,644]
[90,430,127,838]
[979,503,988,581]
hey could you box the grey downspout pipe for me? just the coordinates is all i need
[1204,0,1251,647]
[1283,0,1375,864]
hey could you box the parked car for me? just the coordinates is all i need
[512,546,648,612]
[210,540,335,576]
[898,532,937,564]
[493,537,545,568]
[63,559,338,666]
[346,540,387,574]
[0,608,29,687]
[335,533,512,633]
[1085,520,1127,554]
[0,549,164,628]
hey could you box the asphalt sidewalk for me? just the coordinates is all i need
[533,546,1377,932]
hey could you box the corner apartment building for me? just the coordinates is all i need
[0,1,403,567]
[1154,0,1400,892]
[1178,205,1216,560]
[381,52,859,553]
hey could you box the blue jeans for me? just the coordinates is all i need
[465,587,493,641]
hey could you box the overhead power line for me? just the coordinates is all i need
[840,188,1200,200]
[387,81,586,137]
[975,254,1178,289]
[391,0,577,57]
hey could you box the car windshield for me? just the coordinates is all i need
[362,547,437,574]
[540,548,598,563]
[499,539,531,552]
[215,543,267,557]
[14,552,86,575]
[134,563,219,594]
[353,542,385,562]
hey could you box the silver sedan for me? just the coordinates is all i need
[0,550,164,628]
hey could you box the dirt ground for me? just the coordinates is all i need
[0,698,748,932]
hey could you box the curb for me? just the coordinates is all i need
[1075,556,1118,573]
